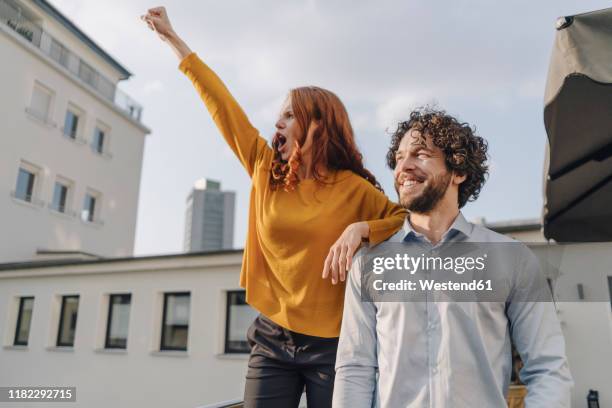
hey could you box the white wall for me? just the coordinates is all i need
[507,229,547,243]
[0,21,148,262]
[0,253,249,408]
[533,242,612,407]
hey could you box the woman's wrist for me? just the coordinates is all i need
[354,221,370,239]
[166,30,192,60]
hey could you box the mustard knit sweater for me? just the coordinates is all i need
[179,52,406,337]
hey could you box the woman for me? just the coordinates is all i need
[142,7,406,407]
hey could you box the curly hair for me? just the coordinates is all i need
[270,86,382,192]
[270,140,301,192]
[386,107,489,208]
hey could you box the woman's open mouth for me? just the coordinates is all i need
[274,133,287,151]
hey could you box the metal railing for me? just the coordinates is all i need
[0,0,143,122]
[196,396,306,408]
[196,399,243,408]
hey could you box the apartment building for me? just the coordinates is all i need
[0,0,150,263]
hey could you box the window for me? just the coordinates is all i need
[105,294,131,349]
[224,290,258,353]
[160,292,190,351]
[49,38,69,68]
[51,181,68,213]
[78,61,97,88]
[577,283,585,300]
[15,168,35,202]
[81,192,98,222]
[92,121,111,157]
[92,126,106,154]
[97,76,115,101]
[63,105,83,139]
[29,82,53,121]
[14,297,34,346]
[57,295,79,347]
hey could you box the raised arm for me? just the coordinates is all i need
[141,7,272,176]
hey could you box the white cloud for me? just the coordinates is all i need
[375,92,436,131]
[143,80,164,95]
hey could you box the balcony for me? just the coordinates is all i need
[0,0,143,122]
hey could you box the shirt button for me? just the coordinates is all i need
[432,367,438,374]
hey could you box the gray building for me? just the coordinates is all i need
[184,178,235,252]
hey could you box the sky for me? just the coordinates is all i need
[49,0,611,256]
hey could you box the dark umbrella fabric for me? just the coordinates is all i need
[543,8,612,242]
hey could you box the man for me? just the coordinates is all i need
[333,108,573,407]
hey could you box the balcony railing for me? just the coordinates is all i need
[196,396,306,408]
[196,399,243,408]
[0,0,143,122]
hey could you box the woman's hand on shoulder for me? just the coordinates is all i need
[322,222,369,285]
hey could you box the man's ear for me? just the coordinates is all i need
[452,171,467,185]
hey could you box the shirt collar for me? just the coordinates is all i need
[400,211,473,243]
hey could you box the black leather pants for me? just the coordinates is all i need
[243,314,339,408]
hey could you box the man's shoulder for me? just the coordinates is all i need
[353,246,370,265]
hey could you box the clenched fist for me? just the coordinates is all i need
[140,6,192,60]
[141,7,175,42]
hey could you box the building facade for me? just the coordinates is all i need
[0,250,255,408]
[0,223,611,408]
[184,179,235,252]
[0,0,150,263]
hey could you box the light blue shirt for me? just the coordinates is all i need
[333,212,573,408]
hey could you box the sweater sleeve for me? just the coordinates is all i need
[361,183,407,245]
[179,52,272,177]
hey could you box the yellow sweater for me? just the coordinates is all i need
[179,53,406,337]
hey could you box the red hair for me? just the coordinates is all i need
[270,86,381,192]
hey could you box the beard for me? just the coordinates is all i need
[396,170,452,213]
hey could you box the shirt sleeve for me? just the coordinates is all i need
[506,248,574,408]
[333,253,378,408]
[178,52,272,177]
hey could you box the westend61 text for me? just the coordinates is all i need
[373,279,493,292]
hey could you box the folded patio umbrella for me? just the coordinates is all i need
[543,7,612,242]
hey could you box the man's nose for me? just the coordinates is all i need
[396,155,416,172]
